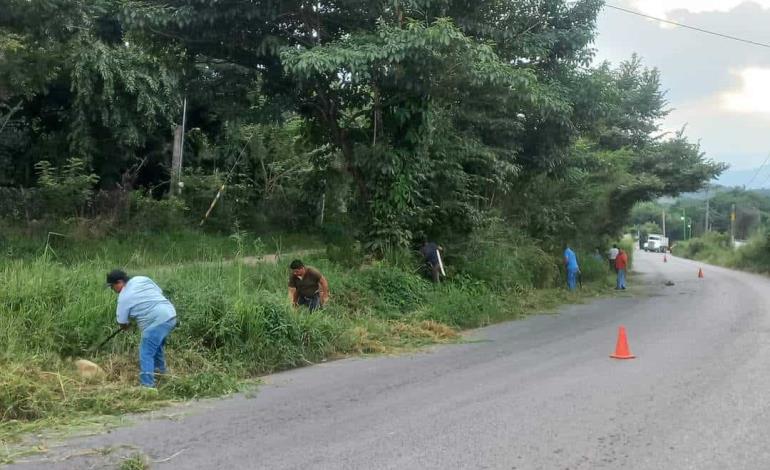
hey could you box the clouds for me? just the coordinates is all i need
[722,68,770,114]
[629,0,770,17]
[594,1,770,169]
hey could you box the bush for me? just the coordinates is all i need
[178,169,256,231]
[449,225,558,290]
[418,280,508,329]
[34,158,99,219]
[359,265,428,316]
[730,232,770,272]
[323,223,365,268]
[673,232,732,266]
[577,254,608,283]
[129,193,188,232]
[672,231,770,273]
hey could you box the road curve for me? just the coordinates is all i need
[8,251,770,470]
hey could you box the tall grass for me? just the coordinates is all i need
[0,226,321,266]
[0,228,616,445]
[674,231,770,273]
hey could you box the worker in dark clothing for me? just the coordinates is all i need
[420,240,443,283]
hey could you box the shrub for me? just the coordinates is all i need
[34,157,99,219]
[673,232,732,266]
[359,265,428,316]
[449,225,558,291]
[129,193,188,232]
[324,224,365,268]
[577,254,608,283]
[418,280,509,329]
[731,232,770,272]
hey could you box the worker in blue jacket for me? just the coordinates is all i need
[563,245,580,291]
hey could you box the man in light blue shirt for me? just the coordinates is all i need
[563,245,580,291]
[107,270,177,387]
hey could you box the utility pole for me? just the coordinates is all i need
[730,203,736,247]
[703,185,710,234]
[682,208,687,241]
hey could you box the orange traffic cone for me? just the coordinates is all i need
[610,326,636,359]
[698,268,704,278]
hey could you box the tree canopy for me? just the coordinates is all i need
[0,0,726,250]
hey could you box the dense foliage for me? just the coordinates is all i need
[1,0,725,250]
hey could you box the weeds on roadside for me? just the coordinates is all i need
[1,228,615,444]
[120,453,150,470]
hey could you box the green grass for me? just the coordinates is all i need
[0,227,619,457]
[0,225,321,266]
[119,453,150,470]
[674,231,770,273]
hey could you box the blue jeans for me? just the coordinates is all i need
[567,269,578,290]
[616,269,627,289]
[139,317,177,387]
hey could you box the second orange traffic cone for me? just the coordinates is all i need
[698,268,704,278]
[610,326,635,359]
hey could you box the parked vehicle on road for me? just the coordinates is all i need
[645,234,669,253]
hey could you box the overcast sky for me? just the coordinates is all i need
[593,0,770,179]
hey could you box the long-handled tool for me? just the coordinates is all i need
[436,250,446,277]
[74,328,123,379]
[92,328,122,352]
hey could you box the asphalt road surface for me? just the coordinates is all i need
[9,251,770,470]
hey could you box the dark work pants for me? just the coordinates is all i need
[299,293,321,311]
[429,262,441,283]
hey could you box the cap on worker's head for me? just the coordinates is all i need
[106,269,129,286]
[289,259,304,270]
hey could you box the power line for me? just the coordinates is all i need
[745,152,770,188]
[757,162,770,189]
[604,4,770,50]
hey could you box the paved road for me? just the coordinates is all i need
[9,252,770,469]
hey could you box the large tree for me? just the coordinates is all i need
[0,0,180,187]
[0,0,726,250]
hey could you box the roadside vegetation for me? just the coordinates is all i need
[1,0,720,459]
[673,231,770,273]
[1,226,617,450]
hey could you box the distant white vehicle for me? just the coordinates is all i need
[645,234,669,253]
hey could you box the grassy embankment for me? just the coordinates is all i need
[673,231,770,273]
[0,227,620,459]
